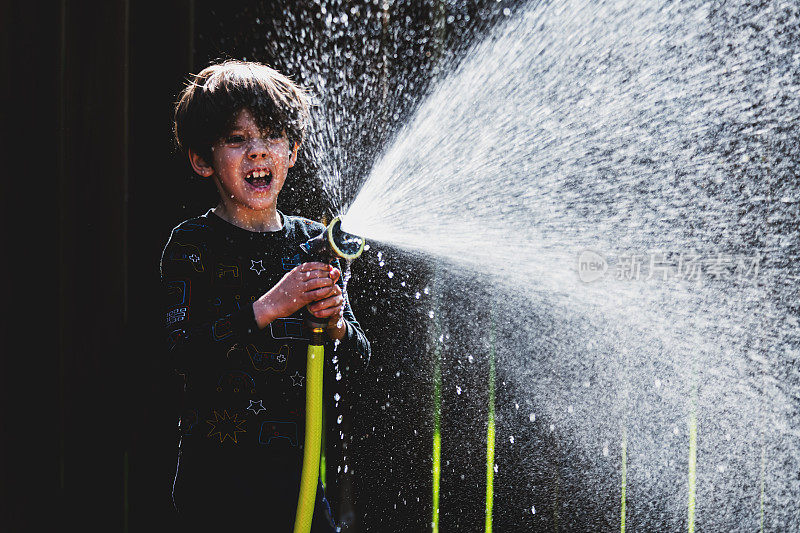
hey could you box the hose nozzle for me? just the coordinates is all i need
[300,215,365,262]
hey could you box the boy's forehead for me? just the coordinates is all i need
[231,108,258,128]
[229,108,279,134]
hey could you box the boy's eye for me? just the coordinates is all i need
[224,135,245,144]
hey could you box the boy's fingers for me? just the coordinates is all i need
[305,286,337,302]
[304,277,334,291]
[302,270,331,281]
[307,295,344,313]
[300,262,332,272]
[310,303,344,318]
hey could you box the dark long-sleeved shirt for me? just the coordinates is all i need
[160,208,369,529]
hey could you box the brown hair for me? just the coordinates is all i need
[174,60,311,165]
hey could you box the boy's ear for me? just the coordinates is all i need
[288,142,299,168]
[188,149,214,177]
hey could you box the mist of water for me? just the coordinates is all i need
[325,0,800,529]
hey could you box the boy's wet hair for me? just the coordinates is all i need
[174,60,311,165]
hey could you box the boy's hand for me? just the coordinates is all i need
[306,266,346,341]
[253,262,337,328]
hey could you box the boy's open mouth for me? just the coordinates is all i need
[245,168,272,189]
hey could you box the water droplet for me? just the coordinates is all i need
[529,413,535,422]
[531,505,536,515]
[428,310,434,318]
[509,435,515,443]
[456,386,462,395]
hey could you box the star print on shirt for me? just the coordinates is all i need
[247,399,266,415]
[205,410,247,444]
[250,259,266,276]
[291,371,305,387]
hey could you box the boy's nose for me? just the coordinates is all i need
[247,139,269,159]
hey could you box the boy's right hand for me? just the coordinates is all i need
[252,262,337,328]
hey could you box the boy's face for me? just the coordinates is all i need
[190,107,298,216]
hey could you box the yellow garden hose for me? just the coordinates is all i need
[294,215,365,533]
[294,328,326,533]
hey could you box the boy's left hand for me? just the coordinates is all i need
[306,266,346,340]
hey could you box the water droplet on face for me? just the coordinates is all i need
[334,393,341,401]
[509,435,515,443]
[429,310,434,318]
[531,505,536,515]
[423,287,429,295]
[456,386,462,395]
[387,271,394,278]
[415,292,421,299]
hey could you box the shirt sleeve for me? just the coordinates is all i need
[331,259,371,371]
[160,228,260,374]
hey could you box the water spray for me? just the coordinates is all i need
[294,215,365,533]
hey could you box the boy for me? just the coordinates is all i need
[161,60,370,532]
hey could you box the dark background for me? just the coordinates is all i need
[2,1,626,532]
